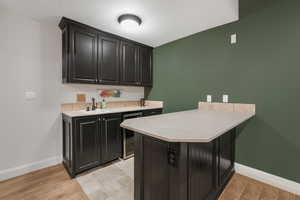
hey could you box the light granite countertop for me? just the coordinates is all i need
[121,109,255,143]
[62,105,163,118]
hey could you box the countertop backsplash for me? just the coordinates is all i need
[61,84,144,104]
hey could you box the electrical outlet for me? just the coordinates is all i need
[223,94,229,103]
[231,34,237,44]
[207,95,212,103]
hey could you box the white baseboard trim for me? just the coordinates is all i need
[0,156,62,182]
[235,163,300,196]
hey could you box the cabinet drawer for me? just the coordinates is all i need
[143,109,163,116]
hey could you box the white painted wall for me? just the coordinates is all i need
[0,10,143,180]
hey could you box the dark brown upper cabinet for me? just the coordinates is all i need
[139,47,153,87]
[69,25,98,83]
[59,17,153,87]
[98,35,120,85]
[120,41,140,86]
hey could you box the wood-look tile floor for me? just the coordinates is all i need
[219,174,299,200]
[0,163,298,200]
[0,165,88,200]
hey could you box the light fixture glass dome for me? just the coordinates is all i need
[118,14,142,32]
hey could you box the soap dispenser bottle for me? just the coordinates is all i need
[102,98,107,109]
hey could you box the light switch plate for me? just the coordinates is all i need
[25,91,36,100]
[231,34,237,44]
[223,94,229,103]
[207,95,212,103]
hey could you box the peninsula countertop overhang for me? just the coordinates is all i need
[120,109,255,143]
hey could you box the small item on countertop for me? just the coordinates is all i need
[140,98,145,107]
[99,90,121,98]
[76,93,86,103]
[91,98,97,110]
[86,106,90,111]
[102,99,107,109]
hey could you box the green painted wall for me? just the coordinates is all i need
[146,0,300,183]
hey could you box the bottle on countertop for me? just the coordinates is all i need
[101,99,107,109]
[91,97,97,110]
[140,98,145,107]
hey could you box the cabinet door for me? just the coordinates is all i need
[70,25,98,83]
[98,36,120,84]
[120,41,140,85]
[74,116,101,172]
[139,47,153,87]
[101,114,122,163]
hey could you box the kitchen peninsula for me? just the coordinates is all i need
[121,102,255,200]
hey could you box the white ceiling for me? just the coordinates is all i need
[0,0,238,47]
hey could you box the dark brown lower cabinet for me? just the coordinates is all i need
[62,108,163,178]
[62,114,122,177]
[101,114,122,163]
[134,128,236,200]
[74,116,101,173]
[62,117,73,173]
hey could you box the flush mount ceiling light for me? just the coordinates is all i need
[118,14,142,31]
